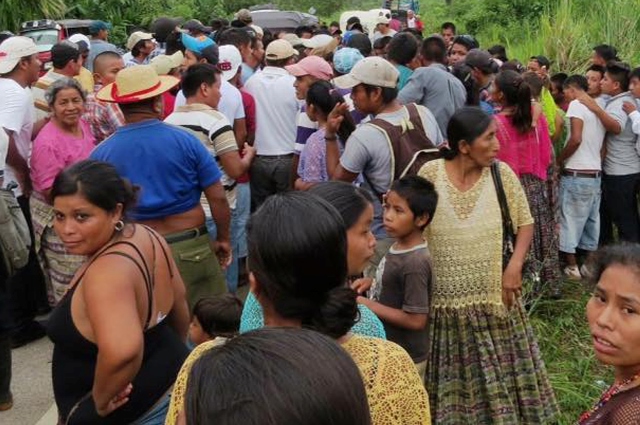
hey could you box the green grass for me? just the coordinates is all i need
[527,280,611,424]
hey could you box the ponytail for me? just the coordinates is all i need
[496,70,533,134]
[512,78,532,134]
[306,287,359,338]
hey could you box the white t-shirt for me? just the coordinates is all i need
[244,66,298,155]
[0,129,8,180]
[565,100,606,171]
[0,78,35,196]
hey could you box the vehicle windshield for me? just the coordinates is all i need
[22,29,59,53]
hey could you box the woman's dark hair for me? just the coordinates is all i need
[193,294,244,338]
[495,70,533,134]
[443,106,493,160]
[308,181,374,229]
[306,81,355,142]
[50,160,138,218]
[452,62,478,106]
[346,33,372,57]
[522,71,544,99]
[587,243,640,287]
[247,192,357,339]
[185,328,371,425]
[501,59,525,74]
[631,67,640,81]
[593,44,619,63]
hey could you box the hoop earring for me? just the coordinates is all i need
[114,220,125,232]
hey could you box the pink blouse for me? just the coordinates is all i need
[494,113,552,181]
[30,119,95,193]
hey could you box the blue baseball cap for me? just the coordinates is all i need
[333,47,364,75]
[89,21,112,35]
[181,33,215,55]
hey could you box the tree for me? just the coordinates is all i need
[0,0,67,33]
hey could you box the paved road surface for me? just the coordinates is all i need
[1,336,56,425]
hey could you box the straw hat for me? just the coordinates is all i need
[96,65,179,103]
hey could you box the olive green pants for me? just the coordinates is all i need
[168,233,226,310]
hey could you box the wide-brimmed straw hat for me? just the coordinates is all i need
[96,65,179,103]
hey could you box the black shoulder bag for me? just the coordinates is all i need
[490,161,516,271]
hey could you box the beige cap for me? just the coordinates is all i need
[376,11,391,25]
[333,57,399,89]
[265,39,298,61]
[236,9,252,23]
[126,31,154,50]
[150,51,184,75]
[281,33,303,47]
[250,24,263,38]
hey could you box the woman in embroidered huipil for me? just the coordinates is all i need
[418,107,558,424]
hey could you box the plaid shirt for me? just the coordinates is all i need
[83,85,126,144]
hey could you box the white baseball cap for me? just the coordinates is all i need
[333,56,399,89]
[126,31,154,51]
[302,34,333,50]
[0,36,38,75]
[217,45,242,81]
[68,33,91,51]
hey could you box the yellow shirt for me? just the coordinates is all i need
[418,159,533,315]
[165,334,431,425]
[343,335,431,425]
[75,67,94,94]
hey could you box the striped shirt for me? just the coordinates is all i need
[165,103,238,211]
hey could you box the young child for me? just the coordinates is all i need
[357,175,438,380]
[622,67,640,156]
[189,293,244,346]
[294,80,354,191]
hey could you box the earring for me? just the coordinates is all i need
[114,220,125,232]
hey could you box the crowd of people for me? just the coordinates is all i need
[0,7,639,425]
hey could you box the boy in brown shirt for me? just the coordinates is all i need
[357,175,437,380]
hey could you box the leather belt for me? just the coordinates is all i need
[562,170,601,178]
[164,225,208,244]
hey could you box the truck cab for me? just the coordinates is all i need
[19,19,93,75]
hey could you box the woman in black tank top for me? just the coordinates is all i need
[46,160,190,424]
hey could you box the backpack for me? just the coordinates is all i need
[365,103,440,197]
[0,187,30,278]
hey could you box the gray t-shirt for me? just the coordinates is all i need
[604,92,640,175]
[398,63,467,136]
[340,105,443,237]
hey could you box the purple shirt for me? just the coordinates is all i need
[297,128,329,183]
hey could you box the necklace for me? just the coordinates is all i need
[578,370,640,423]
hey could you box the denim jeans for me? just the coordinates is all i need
[559,175,601,253]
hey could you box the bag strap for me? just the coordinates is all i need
[490,161,515,238]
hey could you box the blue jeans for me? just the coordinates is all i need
[206,205,241,293]
[130,391,171,425]
[559,175,601,253]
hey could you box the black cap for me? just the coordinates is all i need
[183,19,209,34]
[201,44,219,65]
